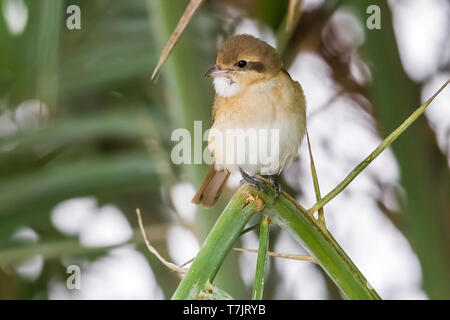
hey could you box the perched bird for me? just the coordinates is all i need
[192,34,306,207]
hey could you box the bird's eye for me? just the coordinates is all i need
[236,60,247,68]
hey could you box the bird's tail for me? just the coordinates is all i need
[192,164,229,207]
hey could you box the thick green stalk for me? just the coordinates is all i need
[171,190,261,299]
[252,215,270,300]
[308,80,449,215]
[172,184,379,300]
[256,186,380,300]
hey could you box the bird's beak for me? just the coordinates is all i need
[205,65,230,78]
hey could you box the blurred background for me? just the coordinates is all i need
[0,0,449,300]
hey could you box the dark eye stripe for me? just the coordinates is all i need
[247,62,265,73]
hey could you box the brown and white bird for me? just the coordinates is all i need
[192,34,306,207]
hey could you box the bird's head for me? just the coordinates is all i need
[205,34,282,97]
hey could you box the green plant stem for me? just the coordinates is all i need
[308,80,449,215]
[172,184,379,300]
[171,190,261,300]
[255,185,380,300]
[276,0,303,54]
[306,130,326,227]
[240,223,260,236]
[252,215,270,300]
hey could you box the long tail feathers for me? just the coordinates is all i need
[191,165,229,207]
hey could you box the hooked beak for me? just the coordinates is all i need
[205,65,231,78]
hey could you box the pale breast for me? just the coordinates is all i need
[209,71,306,176]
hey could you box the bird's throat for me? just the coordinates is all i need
[213,77,241,97]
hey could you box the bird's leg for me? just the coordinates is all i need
[268,175,281,199]
[239,168,264,191]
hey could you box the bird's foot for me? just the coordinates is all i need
[239,169,264,191]
[268,176,281,199]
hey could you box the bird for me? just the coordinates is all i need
[192,34,306,207]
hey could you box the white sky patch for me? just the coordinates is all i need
[0,111,18,137]
[171,182,197,223]
[49,246,164,299]
[290,53,337,112]
[52,198,132,247]
[80,205,133,247]
[0,100,48,138]
[233,18,276,48]
[0,100,49,152]
[51,197,98,236]
[238,229,261,287]
[11,227,39,242]
[167,226,200,266]
[422,73,450,167]
[15,254,44,281]
[274,232,328,299]
[2,0,28,36]
[390,0,449,82]
[15,99,49,130]
[303,0,325,12]
[325,195,426,299]
[50,199,162,299]
[11,227,43,281]
[227,171,242,189]
[325,7,365,50]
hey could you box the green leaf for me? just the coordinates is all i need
[0,154,163,237]
[252,215,270,300]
